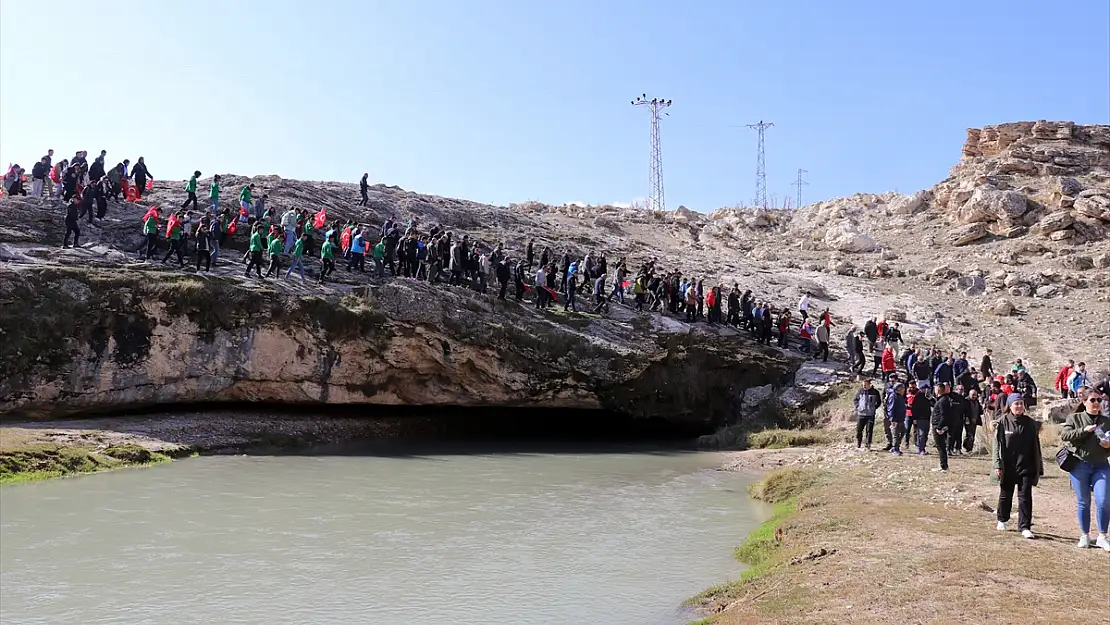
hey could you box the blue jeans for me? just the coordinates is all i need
[283,229,296,254]
[1070,459,1110,535]
[210,197,219,216]
[285,256,306,280]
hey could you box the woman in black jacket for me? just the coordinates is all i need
[992,398,1043,539]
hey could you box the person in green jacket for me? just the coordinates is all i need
[182,170,201,211]
[209,174,221,216]
[264,230,283,278]
[286,233,308,280]
[245,223,264,278]
[161,211,186,267]
[371,239,386,279]
[1060,393,1110,550]
[239,183,255,216]
[319,232,337,283]
[141,208,159,260]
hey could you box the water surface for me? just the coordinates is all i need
[1,445,768,625]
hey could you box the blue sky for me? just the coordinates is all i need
[1,0,1107,210]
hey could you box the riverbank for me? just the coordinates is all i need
[692,434,1110,624]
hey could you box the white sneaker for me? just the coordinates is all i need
[1077,535,1091,548]
[1097,535,1110,552]
[996,521,1007,531]
[1021,529,1035,539]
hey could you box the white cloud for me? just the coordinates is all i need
[610,197,647,209]
[565,200,588,208]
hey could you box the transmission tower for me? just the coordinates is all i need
[746,120,773,209]
[791,168,809,209]
[632,94,673,212]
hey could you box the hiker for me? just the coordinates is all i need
[161,212,186,267]
[264,229,283,278]
[855,378,881,450]
[908,384,932,454]
[183,170,200,210]
[131,157,152,199]
[240,184,255,217]
[931,383,956,472]
[209,174,221,215]
[1068,362,1091,399]
[319,233,337,283]
[245,224,265,278]
[993,398,1043,539]
[359,173,369,206]
[140,207,160,259]
[62,197,80,248]
[195,217,213,272]
[1059,393,1110,550]
[881,345,897,381]
[593,273,609,314]
[964,388,983,453]
[864,316,878,352]
[886,383,907,455]
[980,349,995,380]
[798,291,810,321]
[564,268,578,312]
[285,233,308,280]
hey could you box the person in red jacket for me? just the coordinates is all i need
[881,345,897,382]
[1054,359,1075,399]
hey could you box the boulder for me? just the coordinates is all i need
[1061,254,1094,271]
[957,188,1028,224]
[1096,253,1110,269]
[1041,398,1080,423]
[1031,210,1075,235]
[956,275,986,296]
[951,222,988,246]
[883,308,907,322]
[749,248,778,262]
[1048,229,1074,241]
[1074,194,1110,222]
[984,298,1015,316]
[889,190,932,215]
[1057,176,1082,196]
[932,264,959,280]
[1035,284,1060,299]
[823,221,877,253]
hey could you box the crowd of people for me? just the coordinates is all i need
[853,349,1110,552]
[8,149,1110,553]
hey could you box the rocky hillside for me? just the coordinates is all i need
[0,120,1106,419]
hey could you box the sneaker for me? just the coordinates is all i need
[1021,530,1035,539]
[917,450,926,456]
[1097,535,1110,552]
[1077,535,1091,548]
[996,521,1007,531]
[882,445,893,452]
[893,449,903,456]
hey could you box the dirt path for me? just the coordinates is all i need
[703,442,1110,624]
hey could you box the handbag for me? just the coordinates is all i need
[1056,446,1079,473]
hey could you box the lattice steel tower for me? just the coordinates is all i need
[746,120,773,208]
[791,168,809,209]
[632,95,672,211]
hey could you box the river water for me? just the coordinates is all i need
[1,445,769,625]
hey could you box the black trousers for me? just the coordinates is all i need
[814,341,830,362]
[997,474,1034,531]
[162,239,183,265]
[933,434,949,470]
[64,222,80,247]
[245,250,263,277]
[498,279,508,300]
[144,233,158,259]
[265,255,281,277]
[359,190,368,206]
[196,249,211,271]
[320,258,335,281]
[182,191,198,210]
[856,416,875,448]
[948,421,964,452]
[963,423,978,452]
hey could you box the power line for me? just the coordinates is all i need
[746,121,773,209]
[791,168,809,209]
[632,95,673,212]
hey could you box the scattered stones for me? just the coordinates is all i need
[931,265,959,280]
[1035,284,1060,299]
[883,308,907,322]
[956,275,986,296]
[1048,229,1074,241]
[1061,254,1094,271]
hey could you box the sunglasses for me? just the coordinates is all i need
[1088,397,1103,404]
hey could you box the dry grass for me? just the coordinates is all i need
[747,429,829,450]
[697,447,1110,625]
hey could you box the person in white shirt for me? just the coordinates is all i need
[799,292,811,320]
[535,266,547,308]
[281,208,299,253]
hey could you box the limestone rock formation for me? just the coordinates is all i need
[823,221,877,253]
[0,266,800,424]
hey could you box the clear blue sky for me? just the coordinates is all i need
[2,0,1107,210]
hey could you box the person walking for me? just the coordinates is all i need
[131,157,153,199]
[209,174,221,216]
[182,170,201,210]
[285,233,308,280]
[886,383,907,455]
[359,173,369,206]
[908,384,932,455]
[931,383,955,472]
[1060,393,1110,550]
[245,224,265,278]
[992,398,1043,539]
[855,378,881,451]
[194,217,213,272]
[319,233,337,283]
[814,322,830,362]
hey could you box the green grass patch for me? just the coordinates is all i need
[747,467,820,503]
[746,429,827,450]
[0,443,171,485]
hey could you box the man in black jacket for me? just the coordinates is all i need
[992,398,1043,538]
[948,386,970,455]
[980,349,995,380]
[964,388,984,453]
[931,383,955,471]
[864,317,878,352]
[908,385,933,454]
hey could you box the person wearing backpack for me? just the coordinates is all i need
[992,398,1043,539]
[1059,393,1110,550]
[855,378,882,451]
[1067,363,1091,399]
